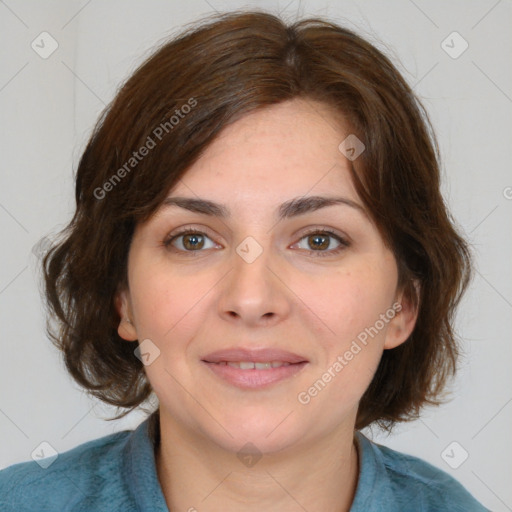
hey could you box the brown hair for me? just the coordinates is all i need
[43,10,471,431]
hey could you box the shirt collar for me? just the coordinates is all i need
[122,412,169,512]
[350,431,393,511]
[122,414,385,512]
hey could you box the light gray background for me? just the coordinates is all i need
[1,1,510,510]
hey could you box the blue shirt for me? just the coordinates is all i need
[0,413,489,511]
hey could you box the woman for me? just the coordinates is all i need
[0,10,489,511]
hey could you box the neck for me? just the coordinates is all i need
[154,411,360,512]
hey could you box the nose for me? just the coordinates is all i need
[217,241,291,327]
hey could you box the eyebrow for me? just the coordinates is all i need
[160,195,364,220]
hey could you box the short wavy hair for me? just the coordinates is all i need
[43,10,471,431]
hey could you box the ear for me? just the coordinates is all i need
[114,287,138,341]
[383,280,420,350]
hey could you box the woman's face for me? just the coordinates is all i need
[117,98,416,454]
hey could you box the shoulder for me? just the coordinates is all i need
[354,432,490,512]
[379,443,488,511]
[0,429,134,512]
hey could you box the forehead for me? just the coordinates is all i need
[168,98,359,203]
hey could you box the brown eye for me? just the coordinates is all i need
[293,230,349,257]
[307,233,330,250]
[182,233,205,250]
[165,230,218,252]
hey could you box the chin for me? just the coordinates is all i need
[207,410,308,456]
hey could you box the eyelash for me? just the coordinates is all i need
[163,226,350,258]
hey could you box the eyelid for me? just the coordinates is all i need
[296,225,349,241]
[163,224,221,246]
[291,227,350,256]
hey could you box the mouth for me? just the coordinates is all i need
[212,361,295,369]
[201,348,309,389]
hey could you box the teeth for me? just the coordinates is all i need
[224,361,291,370]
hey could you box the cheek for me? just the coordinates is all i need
[304,263,396,346]
[296,262,396,401]
[129,262,209,343]
[128,264,210,396]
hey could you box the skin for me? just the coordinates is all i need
[116,98,418,512]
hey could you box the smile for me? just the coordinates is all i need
[214,361,292,369]
[203,360,308,388]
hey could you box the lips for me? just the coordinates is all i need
[202,347,308,365]
[201,348,309,389]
